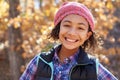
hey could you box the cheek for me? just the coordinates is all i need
[59,27,67,36]
[78,33,88,40]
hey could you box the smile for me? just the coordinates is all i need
[65,37,78,43]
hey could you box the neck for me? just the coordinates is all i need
[58,45,79,62]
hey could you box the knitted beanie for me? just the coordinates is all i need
[54,2,95,31]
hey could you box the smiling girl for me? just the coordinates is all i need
[20,2,118,80]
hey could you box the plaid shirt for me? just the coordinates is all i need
[20,52,118,80]
[53,50,79,80]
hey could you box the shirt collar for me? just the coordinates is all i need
[53,46,80,64]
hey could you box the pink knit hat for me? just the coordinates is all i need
[54,2,95,31]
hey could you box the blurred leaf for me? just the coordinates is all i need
[106,1,113,10]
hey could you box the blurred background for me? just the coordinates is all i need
[0,0,120,80]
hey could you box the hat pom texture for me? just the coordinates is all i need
[54,2,95,31]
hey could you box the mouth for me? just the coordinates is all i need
[65,37,78,43]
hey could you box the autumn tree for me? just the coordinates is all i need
[8,0,24,80]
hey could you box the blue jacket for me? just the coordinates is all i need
[34,45,98,80]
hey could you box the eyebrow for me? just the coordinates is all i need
[63,20,86,26]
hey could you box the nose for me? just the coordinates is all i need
[68,28,77,36]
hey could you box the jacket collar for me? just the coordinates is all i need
[40,44,94,65]
[77,47,94,64]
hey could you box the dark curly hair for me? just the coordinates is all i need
[49,22,98,52]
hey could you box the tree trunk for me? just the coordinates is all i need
[8,0,24,80]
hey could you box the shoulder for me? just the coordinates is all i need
[98,63,118,80]
[27,54,39,66]
[19,54,40,80]
[87,54,99,64]
[25,52,48,68]
[87,54,99,74]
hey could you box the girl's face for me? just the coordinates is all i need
[59,14,92,50]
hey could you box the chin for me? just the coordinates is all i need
[63,44,79,50]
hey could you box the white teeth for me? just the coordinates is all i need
[66,38,77,42]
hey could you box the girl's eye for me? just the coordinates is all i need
[78,27,85,30]
[63,25,70,27]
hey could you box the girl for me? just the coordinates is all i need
[20,2,118,80]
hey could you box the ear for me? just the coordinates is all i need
[86,31,92,39]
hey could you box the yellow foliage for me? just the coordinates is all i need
[44,10,50,17]
[108,48,116,55]
[0,0,120,64]
[0,0,9,17]
[22,52,27,59]
[106,1,113,10]
[99,14,107,21]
